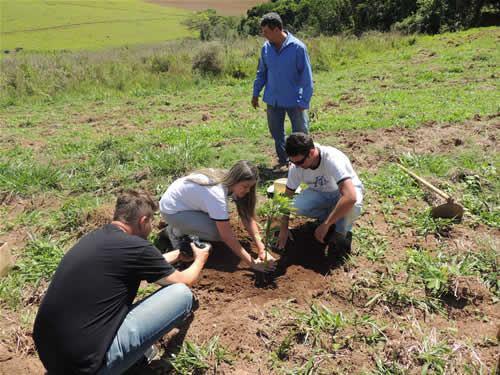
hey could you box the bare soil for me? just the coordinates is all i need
[0,115,498,373]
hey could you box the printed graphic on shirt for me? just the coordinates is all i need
[312,176,328,188]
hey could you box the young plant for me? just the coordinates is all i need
[257,193,295,259]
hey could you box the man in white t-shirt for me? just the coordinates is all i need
[277,133,363,255]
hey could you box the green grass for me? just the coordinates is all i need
[353,227,388,262]
[168,336,233,374]
[295,304,346,347]
[0,238,64,309]
[0,0,193,51]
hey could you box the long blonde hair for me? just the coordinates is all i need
[187,160,259,222]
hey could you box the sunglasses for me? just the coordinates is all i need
[291,153,309,166]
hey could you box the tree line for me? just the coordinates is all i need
[186,0,499,40]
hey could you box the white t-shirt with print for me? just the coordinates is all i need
[286,144,364,203]
[160,174,230,221]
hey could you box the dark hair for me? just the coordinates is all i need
[260,12,283,30]
[285,132,315,157]
[113,189,157,224]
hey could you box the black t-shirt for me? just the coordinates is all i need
[33,224,175,374]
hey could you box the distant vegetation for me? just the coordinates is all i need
[239,0,500,36]
[183,0,500,41]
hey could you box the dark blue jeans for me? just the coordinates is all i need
[266,105,309,164]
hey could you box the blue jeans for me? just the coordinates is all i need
[97,283,193,375]
[293,188,363,233]
[267,105,309,164]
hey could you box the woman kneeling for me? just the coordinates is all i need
[160,160,274,273]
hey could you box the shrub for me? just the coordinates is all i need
[192,43,224,76]
[150,55,171,73]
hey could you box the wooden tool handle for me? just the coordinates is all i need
[397,164,451,201]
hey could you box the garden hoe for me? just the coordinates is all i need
[397,164,464,220]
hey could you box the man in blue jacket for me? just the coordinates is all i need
[252,12,314,171]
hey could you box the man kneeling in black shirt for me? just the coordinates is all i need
[33,189,210,375]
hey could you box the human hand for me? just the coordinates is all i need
[251,257,276,273]
[256,240,275,261]
[258,250,276,262]
[251,96,259,109]
[192,242,211,263]
[314,223,330,243]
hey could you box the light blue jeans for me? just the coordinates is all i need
[294,188,363,233]
[267,105,309,164]
[97,283,193,375]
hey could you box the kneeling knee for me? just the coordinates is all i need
[170,283,193,312]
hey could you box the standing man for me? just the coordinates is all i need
[277,133,364,256]
[33,190,210,375]
[252,12,314,171]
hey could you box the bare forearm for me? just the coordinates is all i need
[156,257,206,287]
[243,218,263,244]
[325,196,356,227]
[180,258,207,286]
[163,250,181,264]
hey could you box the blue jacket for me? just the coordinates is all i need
[253,32,314,109]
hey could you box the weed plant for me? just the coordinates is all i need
[405,249,477,298]
[169,336,232,374]
[352,265,444,314]
[411,209,454,238]
[353,227,388,261]
[294,304,346,348]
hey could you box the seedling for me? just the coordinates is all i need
[257,193,295,259]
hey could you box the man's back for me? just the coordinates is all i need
[33,224,173,374]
